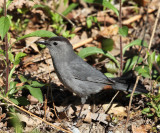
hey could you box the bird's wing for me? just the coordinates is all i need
[69,58,113,84]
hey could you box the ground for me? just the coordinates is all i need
[0,0,160,132]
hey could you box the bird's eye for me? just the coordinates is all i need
[53,42,58,45]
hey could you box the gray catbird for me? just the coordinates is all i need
[35,36,148,104]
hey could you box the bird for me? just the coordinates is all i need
[35,36,148,105]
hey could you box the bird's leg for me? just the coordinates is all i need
[63,104,72,112]
[63,96,84,117]
[76,97,87,119]
[73,104,84,123]
[77,104,84,118]
[91,95,96,113]
[62,104,78,118]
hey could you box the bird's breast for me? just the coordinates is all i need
[52,61,73,87]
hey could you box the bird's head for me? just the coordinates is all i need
[35,36,74,57]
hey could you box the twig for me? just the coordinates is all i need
[124,5,149,132]
[44,94,47,120]
[145,6,160,92]
[105,91,120,113]
[46,58,61,122]
[53,101,61,122]
[147,7,160,55]
[0,94,71,133]
[123,9,155,25]
[73,36,97,49]
[4,0,9,93]
[50,4,75,27]
[124,76,140,133]
[132,5,149,70]
[119,0,123,76]
[124,6,160,132]
[55,10,75,27]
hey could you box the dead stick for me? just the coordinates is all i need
[123,9,154,25]
[73,37,97,49]
[0,94,71,133]
[44,94,47,120]
[124,76,140,133]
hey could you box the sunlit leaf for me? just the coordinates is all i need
[10,81,17,90]
[105,61,118,73]
[156,54,160,65]
[14,52,26,65]
[102,1,119,16]
[123,56,143,73]
[104,73,115,78]
[0,49,4,56]
[147,51,155,70]
[10,98,19,105]
[86,17,92,28]
[142,108,150,114]
[135,66,150,78]
[0,16,10,40]
[19,75,27,83]
[8,51,14,63]
[31,81,45,88]
[25,85,43,103]
[83,0,119,16]
[78,47,104,58]
[118,26,128,37]
[123,39,148,54]
[17,30,56,42]
[62,3,78,16]
[78,47,120,68]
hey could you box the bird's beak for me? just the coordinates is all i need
[35,40,48,45]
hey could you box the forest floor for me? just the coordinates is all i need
[0,0,160,132]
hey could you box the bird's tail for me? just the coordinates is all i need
[111,72,148,94]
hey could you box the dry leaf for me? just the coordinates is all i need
[27,95,39,105]
[83,111,92,123]
[103,103,127,117]
[132,124,152,133]
[91,112,108,125]
[97,12,116,24]
[16,82,24,87]
[99,25,119,38]
[0,113,6,121]
[0,78,4,86]
[16,112,41,126]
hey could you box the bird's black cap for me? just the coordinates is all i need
[35,36,72,47]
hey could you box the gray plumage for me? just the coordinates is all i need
[35,36,148,104]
